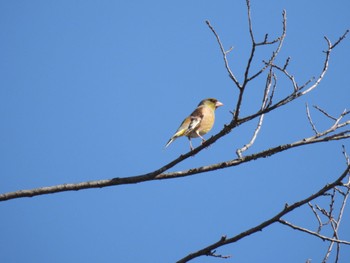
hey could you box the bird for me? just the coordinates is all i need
[165,98,223,150]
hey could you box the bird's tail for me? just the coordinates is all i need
[165,137,176,148]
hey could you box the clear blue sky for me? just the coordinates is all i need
[0,1,349,262]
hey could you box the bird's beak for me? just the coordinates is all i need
[215,101,224,108]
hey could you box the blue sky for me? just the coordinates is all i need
[0,0,349,262]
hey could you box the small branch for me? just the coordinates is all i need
[236,113,265,157]
[205,20,240,88]
[308,202,323,233]
[342,145,350,166]
[269,62,298,92]
[278,219,350,245]
[262,67,274,109]
[283,57,291,70]
[267,72,277,107]
[323,184,350,262]
[306,103,319,134]
[300,31,349,97]
[236,7,286,122]
[177,236,228,263]
[307,175,350,262]
[246,0,255,44]
[206,250,231,259]
[298,76,315,91]
[329,29,349,49]
[314,105,337,121]
[269,30,349,99]
[236,68,274,157]
[247,9,287,82]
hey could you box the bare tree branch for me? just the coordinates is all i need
[1,125,349,201]
[306,103,319,134]
[247,10,287,82]
[203,15,347,161]
[206,2,287,124]
[206,249,231,259]
[308,202,324,233]
[269,62,299,91]
[322,182,350,262]
[205,20,240,88]
[236,67,275,157]
[327,29,349,49]
[158,130,350,180]
[278,219,350,245]
[176,165,350,262]
[314,105,338,121]
[342,145,350,166]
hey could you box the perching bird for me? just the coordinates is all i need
[165,98,223,150]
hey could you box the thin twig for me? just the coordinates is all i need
[330,29,349,49]
[342,145,350,165]
[283,57,291,70]
[314,105,337,121]
[207,250,231,259]
[236,113,265,157]
[236,68,274,157]
[267,72,277,107]
[248,9,287,82]
[323,184,350,262]
[306,103,319,134]
[205,20,240,88]
[278,219,350,245]
[269,62,298,91]
[246,0,255,44]
[301,30,349,96]
[308,202,323,233]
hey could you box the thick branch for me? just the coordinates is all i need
[158,130,350,180]
[1,128,349,201]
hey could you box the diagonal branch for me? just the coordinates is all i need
[308,202,324,233]
[314,105,337,121]
[158,129,350,180]
[176,165,350,262]
[278,219,350,245]
[205,20,240,88]
[1,126,349,201]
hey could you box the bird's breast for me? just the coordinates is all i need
[188,110,215,138]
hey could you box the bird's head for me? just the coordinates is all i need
[198,98,223,110]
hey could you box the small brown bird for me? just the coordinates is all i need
[165,98,223,150]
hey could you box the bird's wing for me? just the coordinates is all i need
[166,116,193,141]
[165,115,201,148]
[184,107,204,136]
[184,116,201,135]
